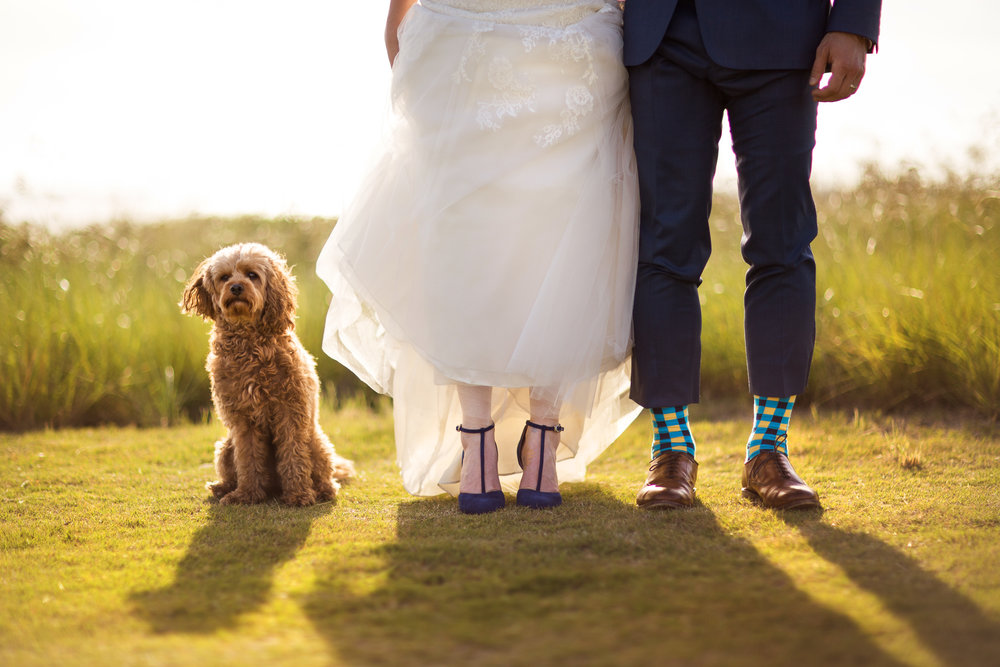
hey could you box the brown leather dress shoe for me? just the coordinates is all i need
[742,450,821,510]
[637,451,698,509]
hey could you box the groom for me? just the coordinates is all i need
[624,0,882,509]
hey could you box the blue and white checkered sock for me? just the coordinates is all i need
[651,406,696,459]
[746,395,795,462]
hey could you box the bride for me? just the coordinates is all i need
[317,0,640,513]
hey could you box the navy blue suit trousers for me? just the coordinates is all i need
[628,0,824,407]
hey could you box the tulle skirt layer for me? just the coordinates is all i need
[317,0,641,496]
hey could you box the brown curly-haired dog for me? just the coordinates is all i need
[181,243,354,506]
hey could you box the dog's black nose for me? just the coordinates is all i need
[230,284,243,296]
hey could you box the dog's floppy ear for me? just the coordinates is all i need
[180,258,217,321]
[260,254,297,335]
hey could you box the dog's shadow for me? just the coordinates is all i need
[131,499,331,634]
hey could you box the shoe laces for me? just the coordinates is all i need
[769,436,792,479]
[651,452,685,478]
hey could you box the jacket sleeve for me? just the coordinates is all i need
[828,0,882,49]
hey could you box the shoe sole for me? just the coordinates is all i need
[637,498,694,510]
[458,491,506,514]
[742,488,821,510]
[516,489,562,509]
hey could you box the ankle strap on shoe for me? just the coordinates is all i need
[523,420,562,492]
[525,420,564,433]
[457,423,495,494]
[456,423,495,434]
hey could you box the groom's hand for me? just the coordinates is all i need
[810,32,870,102]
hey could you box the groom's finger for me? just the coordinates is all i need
[808,42,830,88]
[814,71,854,102]
[811,32,867,102]
[814,61,865,102]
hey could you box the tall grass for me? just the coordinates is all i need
[697,167,1000,417]
[1,168,997,430]
[812,168,1000,416]
[0,216,364,430]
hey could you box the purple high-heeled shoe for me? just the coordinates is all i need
[456,423,505,514]
[516,420,563,509]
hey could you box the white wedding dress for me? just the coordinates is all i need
[317,0,641,496]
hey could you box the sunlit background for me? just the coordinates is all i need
[1,0,998,229]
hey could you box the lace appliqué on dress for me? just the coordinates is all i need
[452,23,493,84]
[477,57,537,131]
[452,25,538,132]
[447,3,608,142]
[535,84,595,147]
[525,26,599,148]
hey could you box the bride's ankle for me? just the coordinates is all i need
[458,424,500,494]
[517,422,561,492]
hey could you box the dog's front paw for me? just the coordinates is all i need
[314,480,339,502]
[280,488,317,507]
[207,480,236,499]
[330,456,356,482]
[219,488,266,505]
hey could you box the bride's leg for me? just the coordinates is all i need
[518,389,562,494]
[456,383,492,430]
[456,384,501,495]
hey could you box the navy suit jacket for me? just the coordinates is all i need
[623,0,882,69]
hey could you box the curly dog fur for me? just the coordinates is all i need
[181,243,354,506]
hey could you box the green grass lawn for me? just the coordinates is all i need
[2,405,999,666]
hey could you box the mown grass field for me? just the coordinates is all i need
[1,168,998,431]
[1,169,999,665]
[2,404,999,666]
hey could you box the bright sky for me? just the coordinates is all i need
[1,0,997,229]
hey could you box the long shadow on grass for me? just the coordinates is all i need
[782,512,1000,666]
[131,500,331,634]
[303,485,902,666]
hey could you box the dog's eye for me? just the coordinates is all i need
[247,271,259,281]
[219,274,231,282]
